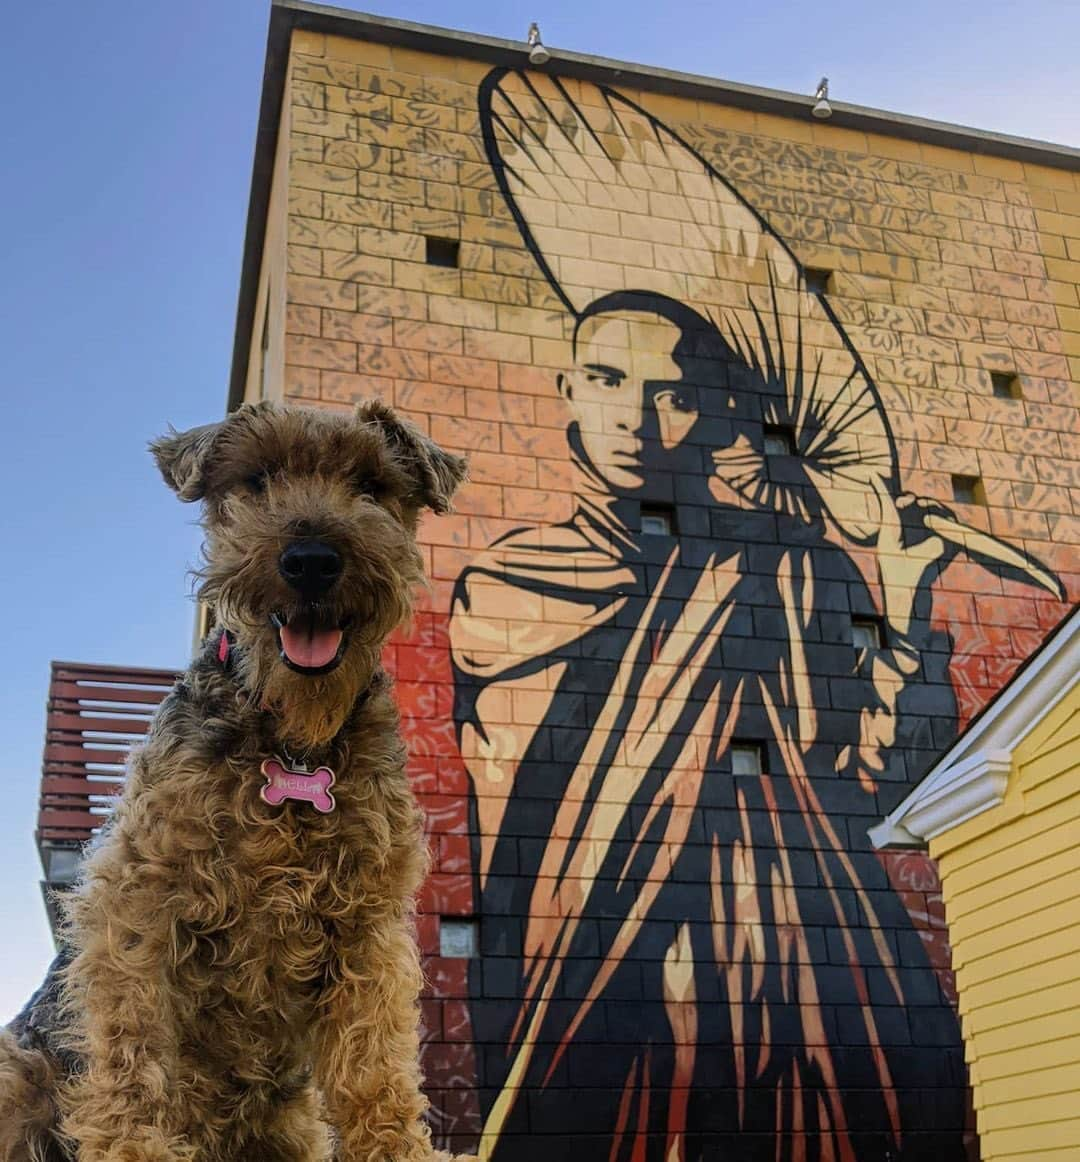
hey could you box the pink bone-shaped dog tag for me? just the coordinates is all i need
[260,757,336,814]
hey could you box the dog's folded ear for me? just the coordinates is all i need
[151,403,276,501]
[356,399,468,513]
[150,420,224,502]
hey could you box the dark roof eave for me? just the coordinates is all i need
[227,0,1080,412]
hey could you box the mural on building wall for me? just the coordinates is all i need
[448,69,1065,1162]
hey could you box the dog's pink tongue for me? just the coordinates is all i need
[280,624,342,669]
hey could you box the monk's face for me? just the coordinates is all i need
[563,311,700,493]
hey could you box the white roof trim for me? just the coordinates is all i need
[871,608,1079,848]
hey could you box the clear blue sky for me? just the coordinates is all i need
[1,0,1077,1021]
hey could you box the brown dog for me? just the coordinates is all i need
[0,401,470,1162]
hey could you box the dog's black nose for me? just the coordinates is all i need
[278,541,342,599]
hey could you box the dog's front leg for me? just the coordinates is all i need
[59,980,191,1162]
[57,897,192,1160]
[315,911,449,1162]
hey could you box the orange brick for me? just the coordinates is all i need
[321,309,394,345]
[285,335,356,372]
[465,392,535,426]
[287,273,356,310]
[500,424,569,460]
[355,342,428,380]
[393,319,464,355]
[320,370,395,404]
[284,364,319,400]
[430,415,500,453]
[285,305,321,337]
[394,380,465,417]
[429,353,499,391]
[466,451,538,488]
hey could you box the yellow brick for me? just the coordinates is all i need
[1024,162,1075,190]
[696,102,757,135]
[288,187,322,220]
[972,153,1025,182]
[391,46,460,79]
[288,132,321,164]
[793,244,846,275]
[323,250,393,287]
[809,124,870,154]
[864,132,923,163]
[291,160,357,196]
[287,243,320,276]
[395,259,462,297]
[325,86,392,120]
[921,142,975,172]
[323,191,393,229]
[1044,256,1080,283]
[290,105,352,139]
[428,296,498,330]
[292,57,358,89]
[632,90,700,125]
[288,216,356,252]
[954,172,1007,202]
[455,59,494,85]
[464,328,531,363]
[859,251,917,281]
[287,273,356,311]
[291,30,325,57]
[495,304,569,340]
[324,34,392,68]
[1046,280,1080,308]
[350,226,420,262]
[291,79,325,111]
[1055,305,1080,332]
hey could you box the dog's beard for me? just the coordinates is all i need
[217,583,414,750]
[241,625,382,750]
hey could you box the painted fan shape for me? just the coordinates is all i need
[480,68,899,544]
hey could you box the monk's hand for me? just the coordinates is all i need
[863,477,949,638]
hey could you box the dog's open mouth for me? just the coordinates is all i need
[271,611,351,675]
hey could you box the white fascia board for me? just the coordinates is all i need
[870,610,1078,849]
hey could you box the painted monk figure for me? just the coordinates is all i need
[450,69,1063,1162]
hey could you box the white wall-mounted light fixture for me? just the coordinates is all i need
[812,77,832,119]
[527,22,551,65]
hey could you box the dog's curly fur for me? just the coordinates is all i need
[1,401,470,1162]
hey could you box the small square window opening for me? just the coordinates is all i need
[990,371,1022,400]
[731,742,765,776]
[439,917,479,958]
[641,504,676,536]
[425,236,460,268]
[951,474,985,506]
[804,267,832,295]
[851,618,883,651]
[763,425,796,457]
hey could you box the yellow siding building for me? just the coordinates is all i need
[873,608,1080,1160]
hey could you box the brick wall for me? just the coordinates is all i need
[258,28,1078,1161]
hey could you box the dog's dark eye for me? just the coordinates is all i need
[354,477,385,500]
[246,472,268,494]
